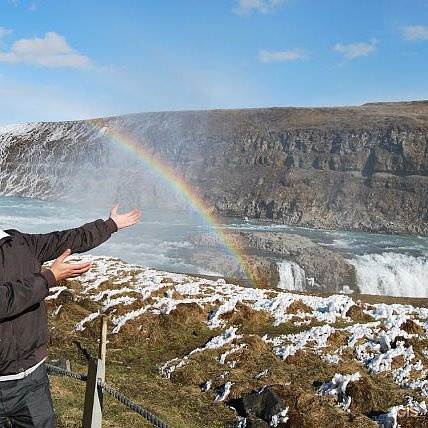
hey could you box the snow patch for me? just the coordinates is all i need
[317,372,361,411]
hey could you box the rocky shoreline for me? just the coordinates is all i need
[188,231,358,293]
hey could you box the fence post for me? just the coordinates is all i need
[82,316,108,428]
[99,315,108,362]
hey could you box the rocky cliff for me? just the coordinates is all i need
[0,100,427,235]
[188,231,358,293]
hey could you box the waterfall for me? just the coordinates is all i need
[277,260,307,291]
[349,252,428,297]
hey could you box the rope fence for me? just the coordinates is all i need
[46,363,172,428]
[46,316,173,428]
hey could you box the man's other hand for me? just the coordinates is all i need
[49,249,92,282]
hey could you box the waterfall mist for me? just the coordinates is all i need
[0,119,231,276]
[64,127,188,212]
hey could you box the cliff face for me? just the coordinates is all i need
[168,102,427,235]
[0,101,427,235]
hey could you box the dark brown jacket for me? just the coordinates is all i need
[0,218,117,375]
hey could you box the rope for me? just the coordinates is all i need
[98,379,172,428]
[73,340,93,361]
[46,363,87,382]
[46,363,173,428]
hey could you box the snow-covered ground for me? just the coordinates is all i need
[46,255,428,427]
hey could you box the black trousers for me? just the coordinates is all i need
[0,363,56,427]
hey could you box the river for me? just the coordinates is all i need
[0,196,426,297]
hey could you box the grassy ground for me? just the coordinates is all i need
[44,261,428,427]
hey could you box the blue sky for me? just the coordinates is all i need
[0,0,427,125]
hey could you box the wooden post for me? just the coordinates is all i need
[82,316,107,428]
[99,315,108,362]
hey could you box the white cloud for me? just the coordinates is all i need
[233,0,286,15]
[28,1,38,12]
[0,27,13,39]
[401,25,428,41]
[259,49,306,63]
[0,32,92,68]
[334,39,377,60]
[5,0,38,9]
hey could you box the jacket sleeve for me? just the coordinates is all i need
[0,272,53,321]
[25,218,118,264]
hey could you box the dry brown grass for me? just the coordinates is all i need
[326,329,350,348]
[400,319,426,335]
[346,304,375,323]
[45,268,428,427]
[272,384,378,427]
[220,302,272,334]
[286,299,313,314]
[168,302,207,324]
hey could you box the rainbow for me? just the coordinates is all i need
[84,119,255,285]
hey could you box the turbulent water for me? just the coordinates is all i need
[0,196,426,297]
[227,219,427,297]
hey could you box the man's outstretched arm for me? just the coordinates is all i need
[0,205,142,318]
[28,204,142,264]
[45,204,141,283]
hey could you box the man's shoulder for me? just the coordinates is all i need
[4,229,22,236]
[3,229,31,242]
[0,229,22,247]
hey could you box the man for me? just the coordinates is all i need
[0,203,141,427]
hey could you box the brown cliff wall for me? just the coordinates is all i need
[0,101,427,235]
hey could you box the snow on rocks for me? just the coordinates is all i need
[270,408,289,426]
[51,304,63,318]
[374,397,427,427]
[264,324,336,359]
[159,327,242,378]
[46,286,68,301]
[322,353,341,364]
[218,343,247,366]
[255,369,269,379]
[74,311,100,331]
[214,381,234,402]
[48,255,360,335]
[111,307,149,334]
[201,379,212,392]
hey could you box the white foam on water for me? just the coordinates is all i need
[277,260,306,291]
[349,252,428,297]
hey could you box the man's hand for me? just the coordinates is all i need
[49,249,92,282]
[109,203,142,230]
